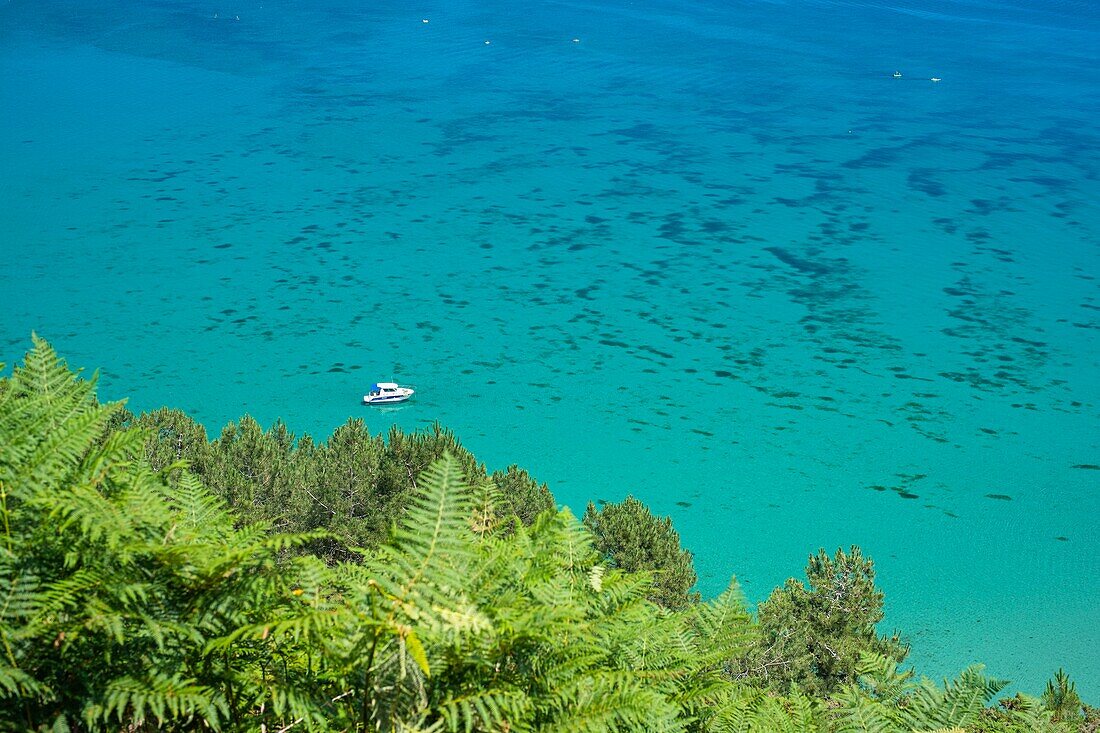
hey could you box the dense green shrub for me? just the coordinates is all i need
[738,546,909,696]
[121,407,554,563]
[583,496,700,610]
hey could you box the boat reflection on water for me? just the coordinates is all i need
[373,404,410,415]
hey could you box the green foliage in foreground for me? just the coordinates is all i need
[0,337,1093,732]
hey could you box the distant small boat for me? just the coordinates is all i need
[930,77,942,82]
[364,382,415,405]
[893,71,903,78]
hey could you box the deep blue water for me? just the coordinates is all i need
[2,0,1098,695]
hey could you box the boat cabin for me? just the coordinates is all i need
[363,382,415,405]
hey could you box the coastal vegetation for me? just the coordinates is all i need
[583,496,700,611]
[1,337,1095,732]
[736,546,908,697]
[118,408,553,564]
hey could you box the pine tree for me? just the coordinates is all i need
[583,496,700,610]
[739,546,908,696]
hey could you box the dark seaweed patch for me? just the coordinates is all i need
[764,246,834,276]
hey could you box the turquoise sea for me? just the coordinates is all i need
[2,0,1097,696]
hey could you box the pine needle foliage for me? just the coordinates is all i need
[123,408,554,563]
[1044,669,1085,722]
[739,546,909,696]
[583,496,700,610]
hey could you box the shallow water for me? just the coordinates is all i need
[2,0,1098,695]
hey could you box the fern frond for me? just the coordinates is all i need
[831,684,896,733]
[368,454,482,636]
[785,685,823,731]
[0,663,42,697]
[857,652,916,704]
[92,672,228,730]
[436,688,529,733]
[904,665,1006,730]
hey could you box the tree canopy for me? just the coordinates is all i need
[583,496,700,610]
[739,546,909,696]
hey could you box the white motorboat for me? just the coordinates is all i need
[363,382,415,405]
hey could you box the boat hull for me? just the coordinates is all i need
[364,395,411,405]
[363,388,414,405]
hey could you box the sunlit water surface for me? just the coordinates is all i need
[2,0,1098,695]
